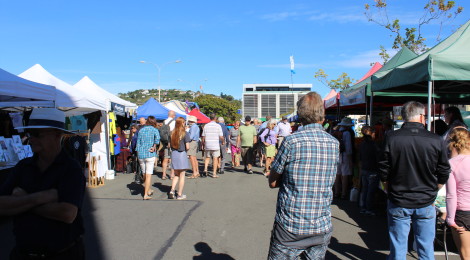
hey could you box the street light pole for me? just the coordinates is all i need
[140,60,182,102]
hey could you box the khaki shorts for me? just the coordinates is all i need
[188,140,198,156]
[241,146,254,165]
[205,149,220,158]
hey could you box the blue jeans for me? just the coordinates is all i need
[268,231,332,260]
[387,201,436,260]
[360,170,379,211]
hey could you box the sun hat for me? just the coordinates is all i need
[338,117,354,126]
[188,115,198,123]
[15,108,72,133]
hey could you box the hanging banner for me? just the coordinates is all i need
[340,85,366,107]
[111,102,125,116]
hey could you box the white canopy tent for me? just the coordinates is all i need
[0,68,56,109]
[19,64,107,116]
[163,100,189,118]
[73,76,137,110]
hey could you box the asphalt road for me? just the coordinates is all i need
[0,159,460,260]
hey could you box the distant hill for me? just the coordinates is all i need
[118,89,202,106]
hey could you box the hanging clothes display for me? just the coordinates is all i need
[70,115,88,132]
[108,112,116,155]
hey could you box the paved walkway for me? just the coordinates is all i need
[0,160,460,259]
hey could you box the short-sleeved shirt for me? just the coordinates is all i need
[136,125,160,159]
[277,121,292,137]
[170,132,192,152]
[271,123,339,235]
[239,124,257,147]
[0,150,85,251]
[229,127,240,146]
[189,123,200,141]
[202,121,223,150]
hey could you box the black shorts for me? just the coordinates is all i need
[455,210,470,231]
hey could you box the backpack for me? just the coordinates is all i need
[258,128,271,148]
[159,119,174,145]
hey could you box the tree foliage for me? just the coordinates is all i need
[365,0,463,60]
[314,69,355,91]
[194,94,242,124]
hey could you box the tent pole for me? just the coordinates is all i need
[427,81,432,131]
[369,92,374,125]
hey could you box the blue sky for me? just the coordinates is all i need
[1,0,469,100]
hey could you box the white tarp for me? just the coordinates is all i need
[0,67,56,108]
[19,64,107,115]
[73,76,137,109]
[163,101,189,118]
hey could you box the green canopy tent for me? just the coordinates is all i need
[372,19,470,128]
[335,47,423,122]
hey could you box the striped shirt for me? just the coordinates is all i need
[136,126,160,159]
[202,121,223,150]
[271,123,339,235]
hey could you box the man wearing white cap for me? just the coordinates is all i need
[0,108,86,259]
[187,115,200,178]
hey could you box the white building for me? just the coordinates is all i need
[242,84,312,119]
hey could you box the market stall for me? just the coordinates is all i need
[372,19,470,128]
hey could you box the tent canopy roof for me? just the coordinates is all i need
[0,67,56,109]
[74,76,136,108]
[188,109,210,124]
[19,64,107,115]
[372,19,470,99]
[136,98,187,120]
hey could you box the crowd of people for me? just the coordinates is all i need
[124,98,470,258]
[124,110,296,201]
[3,95,470,259]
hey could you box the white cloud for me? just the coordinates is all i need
[260,12,301,22]
[334,48,398,68]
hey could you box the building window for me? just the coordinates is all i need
[243,94,258,118]
[279,94,295,116]
[261,94,276,118]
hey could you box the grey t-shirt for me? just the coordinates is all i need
[229,128,239,146]
[170,133,191,152]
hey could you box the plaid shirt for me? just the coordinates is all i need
[136,126,160,159]
[271,123,339,235]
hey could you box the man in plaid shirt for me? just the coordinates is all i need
[268,92,339,259]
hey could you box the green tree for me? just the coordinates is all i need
[365,0,463,61]
[314,69,355,91]
[194,94,241,124]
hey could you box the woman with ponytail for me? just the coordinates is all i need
[446,127,470,259]
[168,117,191,200]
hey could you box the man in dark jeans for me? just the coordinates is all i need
[0,108,86,259]
[379,101,450,260]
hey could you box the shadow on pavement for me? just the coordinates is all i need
[82,189,106,260]
[327,236,387,260]
[193,242,235,260]
[126,182,144,196]
[332,197,390,255]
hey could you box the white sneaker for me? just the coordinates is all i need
[168,190,175,199]
[177,194,187,200]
